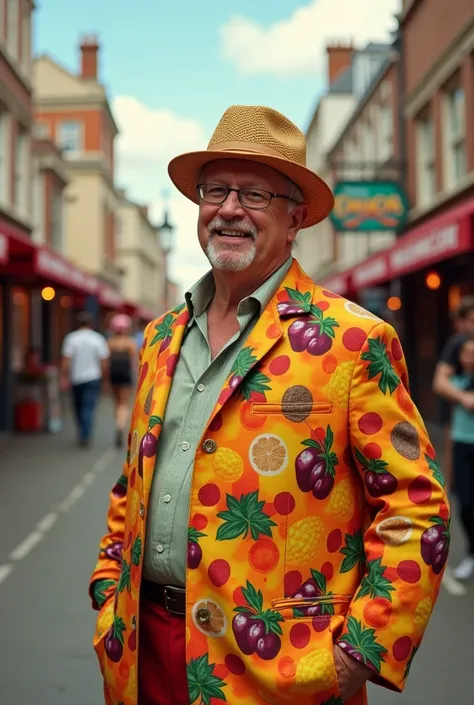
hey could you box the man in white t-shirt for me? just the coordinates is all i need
[61,311,110,447]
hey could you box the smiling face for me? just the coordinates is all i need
[197,159,307,279]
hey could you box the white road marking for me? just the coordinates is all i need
[82,472,96,486]
[0,565,13,585]
[442,566,468,596]
[58,485,85,512]
[2,448,116,583]
[9,531,43,561]
[37,512,58,532]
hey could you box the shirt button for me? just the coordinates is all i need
[202,438,217,454]
[197,383,205,392]
[196,607,210,624]
[156,544,164,553]
[181,441,190,451]
[139,500,145,517]
[163,494,172,503]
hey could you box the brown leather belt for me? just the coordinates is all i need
[141,580,186,616]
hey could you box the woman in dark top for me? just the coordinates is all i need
[108,314,137,447]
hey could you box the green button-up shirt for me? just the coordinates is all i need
[143,257,292,586]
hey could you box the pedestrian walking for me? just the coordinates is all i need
[60,311,109,447]
[108,313,137,448]
[439,337,474,579]
[90,105,449,705]
[433,297,474,483]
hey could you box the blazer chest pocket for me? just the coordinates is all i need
[252,401,333,419]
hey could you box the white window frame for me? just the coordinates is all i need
[6,0,19,62]
[51,183,63,252]
[14,125,29,217]
[0,112,7,206]
[20,1,31,76]
[444,84,466,189]
[416,113,436,208]
[57,120,83,154]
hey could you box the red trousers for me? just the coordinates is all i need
[138,595,189,705]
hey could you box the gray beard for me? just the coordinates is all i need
[205,237,257,271]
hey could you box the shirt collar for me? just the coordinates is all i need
[185,256,293,324]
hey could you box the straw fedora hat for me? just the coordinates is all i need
[168,105,334,228]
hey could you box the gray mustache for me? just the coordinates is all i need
[208,218,257,238]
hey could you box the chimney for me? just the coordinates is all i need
[326,42,354,85]
[80,35,99,80]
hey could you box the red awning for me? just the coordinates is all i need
[34,247,99,295]
[0,232,8,264]
[99,282,126,309]
[320,197,474,295]
[136,304,157,322]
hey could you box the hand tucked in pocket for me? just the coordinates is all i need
[334,643,373,702]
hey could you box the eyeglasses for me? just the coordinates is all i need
[197,183,297,210]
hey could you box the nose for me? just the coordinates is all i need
[217,190,245,219]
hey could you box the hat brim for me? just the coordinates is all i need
[167,149,334,228]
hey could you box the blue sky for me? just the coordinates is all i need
[34,0,399,292]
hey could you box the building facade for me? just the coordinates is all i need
[33,37,124,321]
[0,0,35,431]
[295,44,356,277]
[117,193,166,322]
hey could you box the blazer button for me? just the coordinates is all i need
[196,607,210,624]
[139,500,145,517]
[202,439,217,454]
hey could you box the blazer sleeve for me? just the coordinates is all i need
[88,331,148,610]
[335,320,450,692]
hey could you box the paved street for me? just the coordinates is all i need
[0,399,472,704]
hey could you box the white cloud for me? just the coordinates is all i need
[220,0,401,77]
[112,96,211,296]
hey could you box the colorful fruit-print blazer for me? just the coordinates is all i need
[90,259,449,705]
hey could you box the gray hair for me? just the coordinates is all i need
[286,178,304,212]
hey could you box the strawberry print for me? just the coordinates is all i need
[90,260,448,705]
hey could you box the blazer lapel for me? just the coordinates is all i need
[207,260,316,426]
[140,305,190,499]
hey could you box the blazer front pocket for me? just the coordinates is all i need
[252,401,333,417]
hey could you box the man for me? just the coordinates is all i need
[90,106,449,705]
[61,311,109,447]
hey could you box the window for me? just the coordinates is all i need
[33,121,50,139]
[444,84,466,187]
[6,0,19,61]
[21,3,31,74]
[416,112,436,207]
[0,112,8,205]
[57,121,82,153]
[14,126,28,216]
[51,185,63,251]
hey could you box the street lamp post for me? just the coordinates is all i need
[159,210,174,311]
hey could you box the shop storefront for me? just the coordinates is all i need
[320,195,474,423]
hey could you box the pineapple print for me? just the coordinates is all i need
[294,648,337,693]
[123,664,137,701]
[97,601,114,637]
[327,361,355,406]
[414,596,433,636]
[338,616,388,671]
[213,447,244,482]
[328,478,355,522]
[360,337,400,395]
[186,653,227,705]
[287,517,324,564]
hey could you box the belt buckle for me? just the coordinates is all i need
[163,585,185,615]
